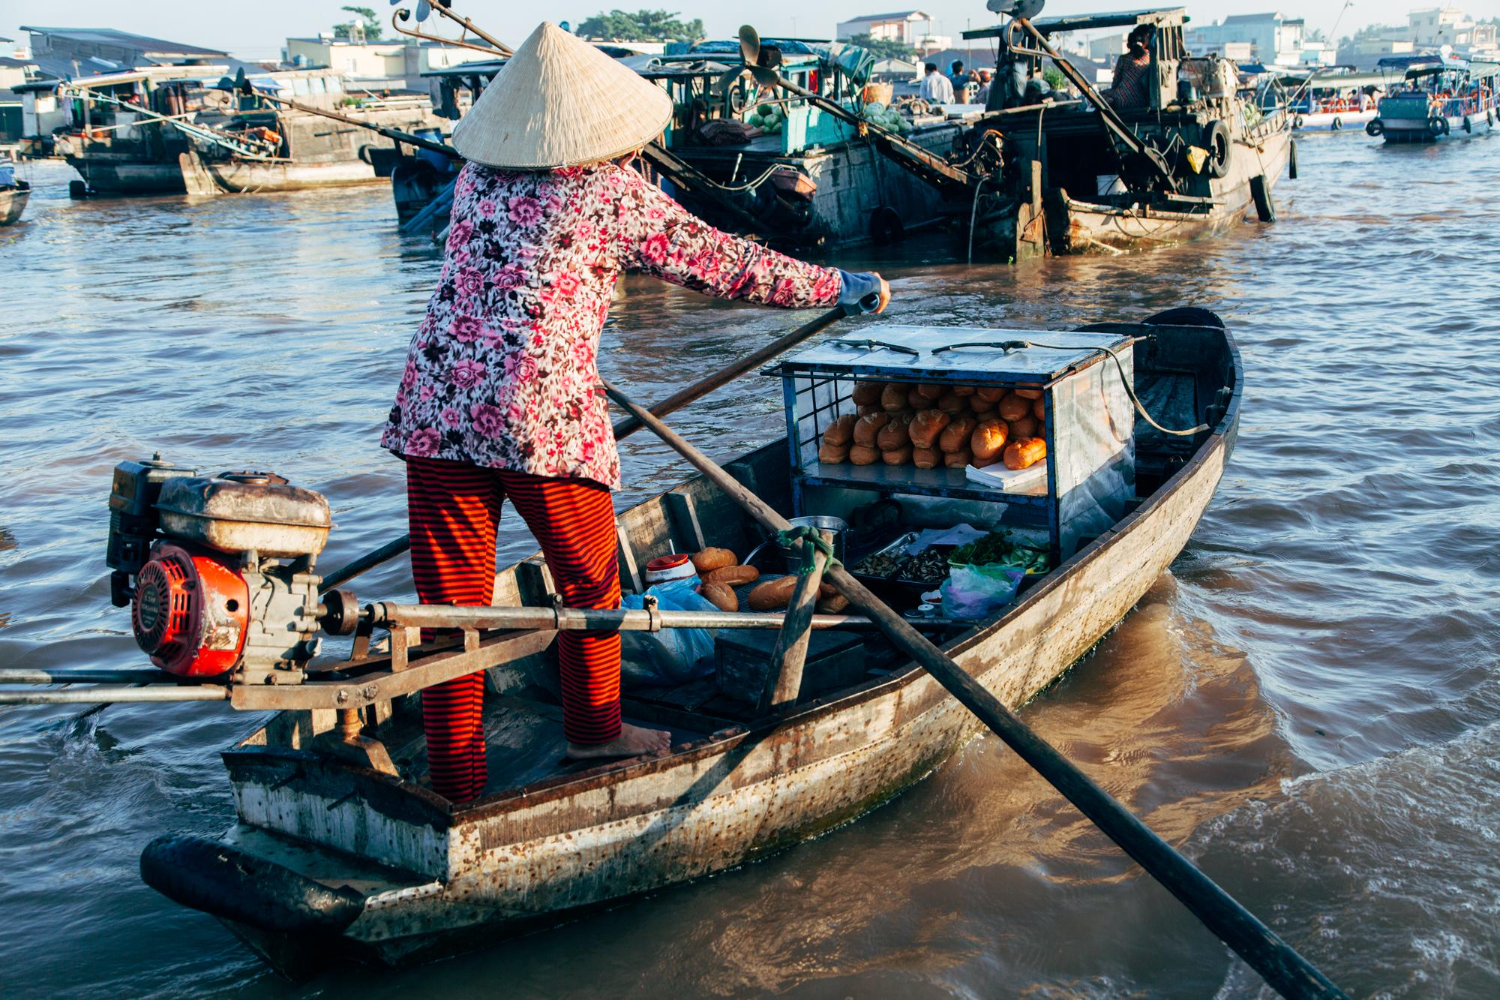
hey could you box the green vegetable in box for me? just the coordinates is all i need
[758,102,774,117]
[948,531,1050,574]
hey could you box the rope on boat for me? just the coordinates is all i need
[776,526,842,574]
[954,338,1210,437]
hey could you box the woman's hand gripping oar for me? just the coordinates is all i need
[318,287,888,594]
[597,377,1348,1000]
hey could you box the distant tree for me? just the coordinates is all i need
[334,5,384,42]
[847,32,916,60]
[577,9,704,42]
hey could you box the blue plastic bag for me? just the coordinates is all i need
[940,562,1025,620]
[619,578,718,686]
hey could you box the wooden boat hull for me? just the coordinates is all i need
[1048,127,1290,255]
[144,323,1241,976]
[669,122,963,249]
[0,185,29,225]
[1376,106,1498,143]
[202,159,383,193]
[63,155,188,195]
[1292,109,1377,132]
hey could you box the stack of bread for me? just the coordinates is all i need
[817,381,1048,473]
[690,547,849,614]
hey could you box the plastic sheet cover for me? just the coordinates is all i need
[1053,351,1135,557]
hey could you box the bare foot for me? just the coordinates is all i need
[567,722,672,761]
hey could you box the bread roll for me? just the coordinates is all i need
[880,383,912,412]
[943,448,973,469]
[816,593,849,614]
[850,444,880,466]
[976,386,1006,403]
[909,409,951,449]
[1032,396,1045,420]
[970,417,1008,463]
[1007,415,1039,439]
[704,564,759,587]
[998,394,1031,422]
[853,412,889,446]
[906,388,928,410]
[748,575,799,611]
[968,393,996,413]
[819,441,850,464]
[691,547,737,573]
[912,447,941,469]
[1013,388,1043,400]
[823,413,856,447]
[939,415,977,453]
[1004,437,1046,470]
[876,412,913,450]
[936,391,966,415]
[698,581,738,612]
[851,381,882,406]
[916,382,945,401]
[882,445,914,466]
[857,403,879,417]
[951,384,976,397]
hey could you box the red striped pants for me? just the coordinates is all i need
[406,456,623,803]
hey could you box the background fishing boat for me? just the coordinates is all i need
[1367,52,1499,142]
[963,8,1293,259]
[0,177,29,224]
[127,312,1242,976]
[29,65,441,197]
[1287,71,1383,132]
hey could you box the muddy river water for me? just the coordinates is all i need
[2,133,1498,997]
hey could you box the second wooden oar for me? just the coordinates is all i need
[598,376,1347,1000]
[319,297,878,593]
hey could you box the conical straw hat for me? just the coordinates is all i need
[452,22,674,170]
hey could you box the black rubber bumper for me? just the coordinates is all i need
[141,833,365,934]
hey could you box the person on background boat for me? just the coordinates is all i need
[973,68,993,106]
[382,21,890,803]
[921,62,955,104]
[1106,25,1153,110]
[948,60,969,102]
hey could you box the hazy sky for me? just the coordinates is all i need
[2,1,1474,63]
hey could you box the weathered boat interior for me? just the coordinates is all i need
[244,320,1232,805]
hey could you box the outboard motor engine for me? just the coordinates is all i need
[107,458,332,683]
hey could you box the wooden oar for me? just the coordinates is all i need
[320,298,877,593]
[598,377,1347,1000]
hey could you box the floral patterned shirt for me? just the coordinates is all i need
[382,161,843,487]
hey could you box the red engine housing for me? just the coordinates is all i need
[131,542,249,676]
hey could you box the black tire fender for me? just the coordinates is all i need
[1366,119,1384,137]
[1204,120,1232,179]
[1462,115,1472,134]
[1331,116,1343,131]
[869,205,904,244]
[1293,114,1305,129]
[1288,139,1299,180]
[1428,116,1448,136]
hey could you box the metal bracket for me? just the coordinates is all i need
[642,594,662,632]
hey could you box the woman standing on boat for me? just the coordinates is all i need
[382,22,890,802]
